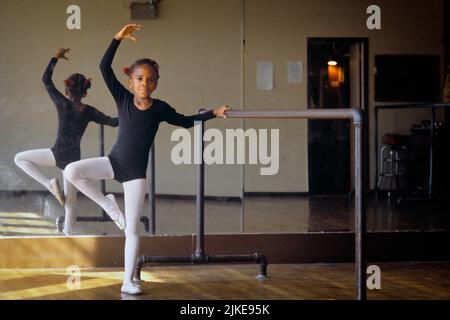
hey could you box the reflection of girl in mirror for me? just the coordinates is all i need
[64,24,230,295]
[14,48,119,235]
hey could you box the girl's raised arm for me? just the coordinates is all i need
[42,48,70,109]
[99,25,141,106]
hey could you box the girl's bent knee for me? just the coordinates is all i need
[63,163,78,182]
[14,153,25,166]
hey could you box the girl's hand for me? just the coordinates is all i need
[213,105,232,119]
[114,24,142,42]
[55,48,70,60]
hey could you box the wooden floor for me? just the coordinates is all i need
[1,262,449,300]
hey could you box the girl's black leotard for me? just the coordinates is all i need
[100,38,215,183]
[43,57,119,170]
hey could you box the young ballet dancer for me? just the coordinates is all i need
[64,24,230,295]
[14,48,119,235]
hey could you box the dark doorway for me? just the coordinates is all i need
[307,38,368,195]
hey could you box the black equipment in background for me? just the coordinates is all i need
[375,55,441,103]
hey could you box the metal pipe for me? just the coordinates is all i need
[375,103,430,110]
[374,107,379,195]
[428,105,435,199]
[149,144,156,234]
[355,122,366,300]
[431,103,450,107]
[240,0,247,234]
[99,124,108,219]
[209,253,268,279]
[195,111,206,259]
[134,252,268,282]
[99,124,105,194]
[225,108,365,125]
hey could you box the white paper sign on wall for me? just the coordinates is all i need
[257,61,274,91]
[287,61,303,84]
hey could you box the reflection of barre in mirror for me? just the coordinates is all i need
[13,48,119,236]
[171,122,280,175]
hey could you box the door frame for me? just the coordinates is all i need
[307,37,369,195]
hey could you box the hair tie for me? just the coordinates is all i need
[84,78,92,87]
[123,67,131,76]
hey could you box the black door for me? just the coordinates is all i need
[307,39,362,195]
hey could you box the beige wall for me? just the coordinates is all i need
[244,0,443,191]
[0,0,444,195]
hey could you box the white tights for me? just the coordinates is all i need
[64,157,146,285]
[14,149,77,233]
